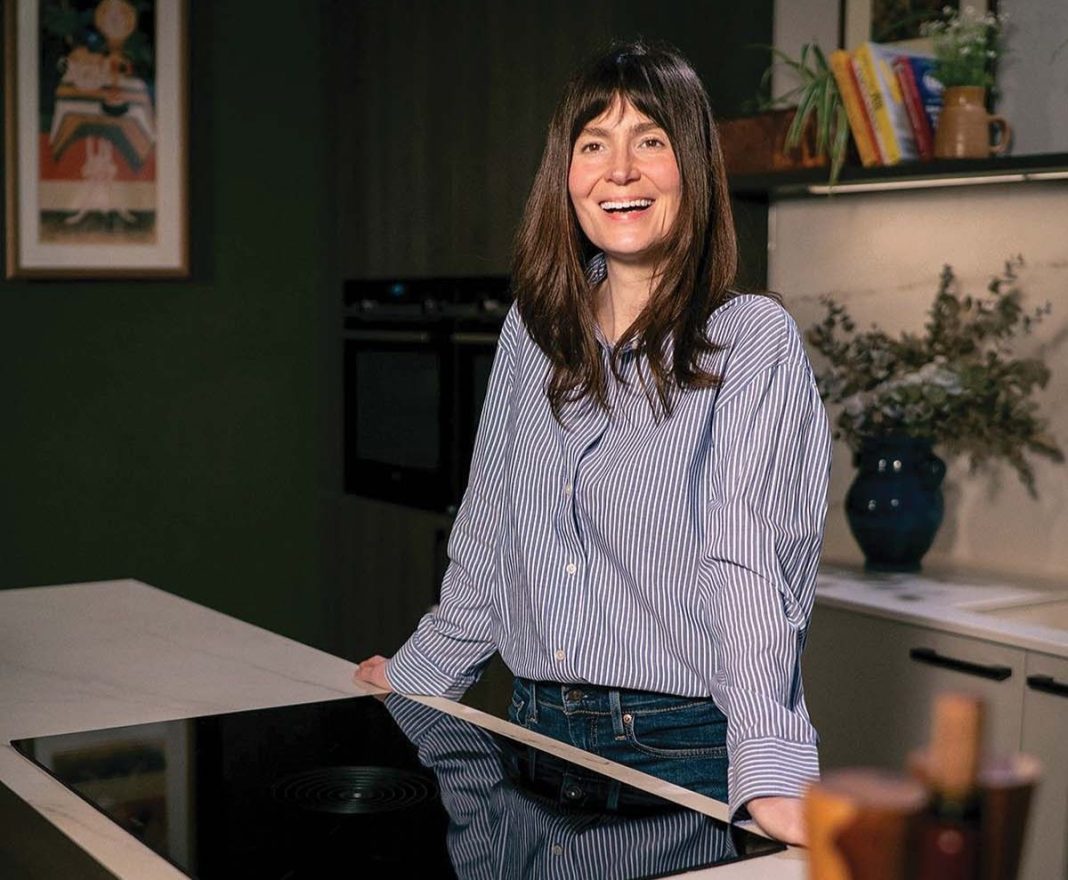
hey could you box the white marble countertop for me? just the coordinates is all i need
[816,562,1068,658]
[0,579,804,880]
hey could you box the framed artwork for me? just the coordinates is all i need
[841,0,992,52]
[4,0,188,279]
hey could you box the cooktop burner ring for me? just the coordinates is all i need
[270,765,438,814]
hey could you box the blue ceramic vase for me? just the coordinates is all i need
[845,436,946,572]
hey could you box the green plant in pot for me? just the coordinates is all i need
[757,43,851,186]
[921,6,1011,158]
[806,257,1064,571]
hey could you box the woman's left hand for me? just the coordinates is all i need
[353,655,393,692]
[746,796,808,846]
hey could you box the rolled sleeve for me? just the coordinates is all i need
[699,355,832,819]
[386,306,520,699]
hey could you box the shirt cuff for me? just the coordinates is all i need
[386,637,471,701]
[727,737,820,822]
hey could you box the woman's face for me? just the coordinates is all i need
[568,95,681,270]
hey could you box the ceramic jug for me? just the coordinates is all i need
[934,86,1012,159]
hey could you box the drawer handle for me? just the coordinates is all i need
[1026,674,1068,699]
[908,647,1013,681]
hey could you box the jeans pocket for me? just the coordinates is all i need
[623,703,728,760]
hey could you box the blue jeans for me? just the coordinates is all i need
[507,677,729,804]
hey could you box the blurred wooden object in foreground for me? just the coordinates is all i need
[804,692,1040,880]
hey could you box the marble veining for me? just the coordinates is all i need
[817,564,1068,658]
[0,579,804,880]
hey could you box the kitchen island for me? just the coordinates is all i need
[0,579,805,879]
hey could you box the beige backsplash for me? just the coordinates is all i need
[769,182,1068,580]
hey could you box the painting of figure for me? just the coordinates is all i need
[4,0,186,278]
[38,0,158,243]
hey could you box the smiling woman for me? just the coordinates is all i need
[355,40,832,848]
[568,101,681,274]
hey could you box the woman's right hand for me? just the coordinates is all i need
[353,655,393,692]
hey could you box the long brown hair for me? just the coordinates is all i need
[512,40,742,422]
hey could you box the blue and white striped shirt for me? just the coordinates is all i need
[385,694,746,877]
[387,274,832,819]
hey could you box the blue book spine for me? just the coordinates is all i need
[908,55,944,132]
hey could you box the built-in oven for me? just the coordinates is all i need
[343,276,511,513]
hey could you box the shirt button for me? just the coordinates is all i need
[563,483,573,495]
[551,844,564,856]
[554,649,566,661]
[565,562,576,575]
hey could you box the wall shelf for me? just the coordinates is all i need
[728,152,1068,198]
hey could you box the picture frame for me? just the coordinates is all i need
[840,0,992,52]
[3,0,189,279]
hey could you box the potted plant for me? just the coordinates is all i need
[921,6,1011,158]
[719,43,850,186]
[764,43,851,185]
[806,256,1063,571]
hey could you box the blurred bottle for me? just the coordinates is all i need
[913,692,985,880]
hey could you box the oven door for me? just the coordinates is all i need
[451,324,502,497]
[343,321,456,512]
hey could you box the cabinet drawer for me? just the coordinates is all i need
[805,606,1025,771]
[1019,652,1068,880]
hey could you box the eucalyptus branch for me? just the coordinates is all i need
[805,258,1063,496]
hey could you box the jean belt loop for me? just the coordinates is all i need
[529,680,538,723]
[609,688,625,738]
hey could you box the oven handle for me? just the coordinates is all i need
[451,332,500,345]
[343,329,432,343]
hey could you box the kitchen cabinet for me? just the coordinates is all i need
[336,494,451,660]
[1019,651,1068,880]
[804,605,1025,769]
[804,603,1064,880]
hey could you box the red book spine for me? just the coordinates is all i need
[894,58,934,160]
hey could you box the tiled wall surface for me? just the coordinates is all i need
[770,183,1068,579]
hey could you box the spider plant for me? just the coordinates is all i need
[757,42,850,187]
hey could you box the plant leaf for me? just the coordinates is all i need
[786,85,818,148]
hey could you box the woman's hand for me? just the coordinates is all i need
[746,796,808,846]
[353,655,393,692]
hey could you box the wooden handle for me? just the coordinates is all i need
[805,769,928,880]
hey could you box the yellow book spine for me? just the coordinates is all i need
[830,50,879,167]
[855,43,900,164]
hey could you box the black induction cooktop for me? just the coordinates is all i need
[12,694,784,878]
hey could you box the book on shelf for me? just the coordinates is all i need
[829,49,882,167]
[903,54,944,134]
[893,56,934,160]
[849,54,888,165]
[854,42,920,165]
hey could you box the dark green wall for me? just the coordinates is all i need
[0,2,337,650]
[1,1,770,657]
